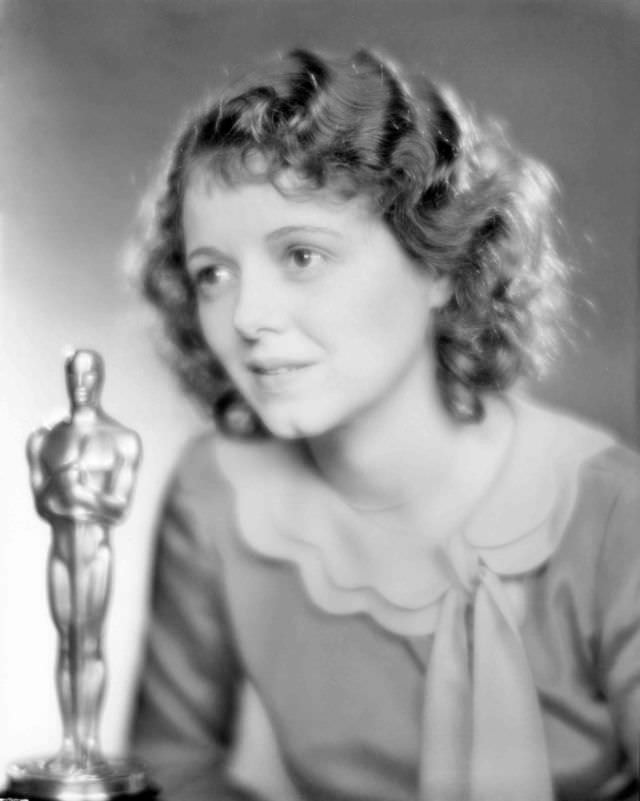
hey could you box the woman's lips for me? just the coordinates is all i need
[246,361,315,392]
[251,364,307,375]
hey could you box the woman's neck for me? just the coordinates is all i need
[307,366,464,506]
[305,375,514,530]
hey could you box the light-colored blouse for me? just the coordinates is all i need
[131,396,640,801]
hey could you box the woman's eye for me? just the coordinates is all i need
[191,265,233,296]
[286,247,325,272]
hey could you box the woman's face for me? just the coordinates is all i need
[182,170,448,440]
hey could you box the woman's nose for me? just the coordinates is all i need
[232,267,288,340]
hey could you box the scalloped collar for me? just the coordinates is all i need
[215,395,614,636]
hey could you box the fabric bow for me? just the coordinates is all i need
[420,532,553,801]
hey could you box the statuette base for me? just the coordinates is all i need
[7,756,154,801]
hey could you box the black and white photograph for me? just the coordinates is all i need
[1,1,639,799]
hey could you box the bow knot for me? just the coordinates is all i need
[446,530,487,596]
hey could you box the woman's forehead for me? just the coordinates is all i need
[182,166,373,230]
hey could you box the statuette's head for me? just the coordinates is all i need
[65,349,104,410]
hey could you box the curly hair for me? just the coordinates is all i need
[134,47,569,434]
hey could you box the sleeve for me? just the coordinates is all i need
[594,449,640,778]
[130,434,260,801]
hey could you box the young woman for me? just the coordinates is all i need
[130,48,640,801]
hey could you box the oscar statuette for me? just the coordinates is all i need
[6,350,156,801]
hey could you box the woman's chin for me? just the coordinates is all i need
[257,407,334,441]
[260,418,319,441]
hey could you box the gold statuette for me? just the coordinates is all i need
[7,349,153,801]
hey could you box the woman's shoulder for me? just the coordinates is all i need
[513,396,640,566]
[467,395,635,573]
[154,430,290,566]
[580,438,640,556]
[513,395,639,494]
[581,437,640,492]
[508,394,637,483]
[168,427,303,505]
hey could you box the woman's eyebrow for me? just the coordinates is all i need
[266,225,342,242]
[186,245,229,262]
